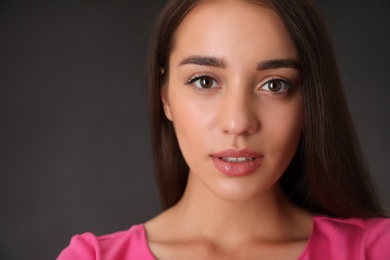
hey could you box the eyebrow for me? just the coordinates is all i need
[178,55,300,70]
[257,59,300,70]
[178,56,226,68]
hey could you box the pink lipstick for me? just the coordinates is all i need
[211,149,263,176]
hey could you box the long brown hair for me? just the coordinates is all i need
[148,0,386,217]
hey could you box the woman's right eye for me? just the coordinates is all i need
[188,75,218,89]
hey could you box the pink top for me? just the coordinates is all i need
[57,216,390,259]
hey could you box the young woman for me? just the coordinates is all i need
[58,0,390,259]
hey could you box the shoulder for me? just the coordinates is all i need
[301,215,390,260]
[57,224,155,260]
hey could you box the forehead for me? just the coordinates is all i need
[171,0,297,64]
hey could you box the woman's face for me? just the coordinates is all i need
[162,0,302,202]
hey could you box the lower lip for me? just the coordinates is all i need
[211,156,263,177]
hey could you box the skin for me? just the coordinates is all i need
[145,1,313,259]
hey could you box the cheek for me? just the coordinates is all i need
[264,101,303,157]
[261,95,303,152]
[280,102,302,135]
[167,91,215,154]
[168,84,218,133]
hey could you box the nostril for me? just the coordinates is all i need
[221,113,259,136]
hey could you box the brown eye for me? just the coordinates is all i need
[199,77,214,88]
[262,79,291,93]
[268,80,282,92]
[189,75,218,89]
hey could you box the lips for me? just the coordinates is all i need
[211,149,263,176]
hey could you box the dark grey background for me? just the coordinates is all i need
[0,1,389,259]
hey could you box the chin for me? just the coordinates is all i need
[209,180,278,203]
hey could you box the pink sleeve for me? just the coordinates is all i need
[57,233,100,260]
[365,218,390,260]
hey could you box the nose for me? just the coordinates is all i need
[218,88,259,136]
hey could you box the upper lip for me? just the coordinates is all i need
[211,148,263,158]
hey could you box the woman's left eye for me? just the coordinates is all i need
[261,79,291,93]
[188,75,218,89]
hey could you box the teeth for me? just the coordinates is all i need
[221,157,255,162]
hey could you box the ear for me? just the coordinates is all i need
[161,84,173,121]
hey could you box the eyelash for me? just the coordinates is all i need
[185,74,294,94]
[186,74,219,91]
[261,78,294,95]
